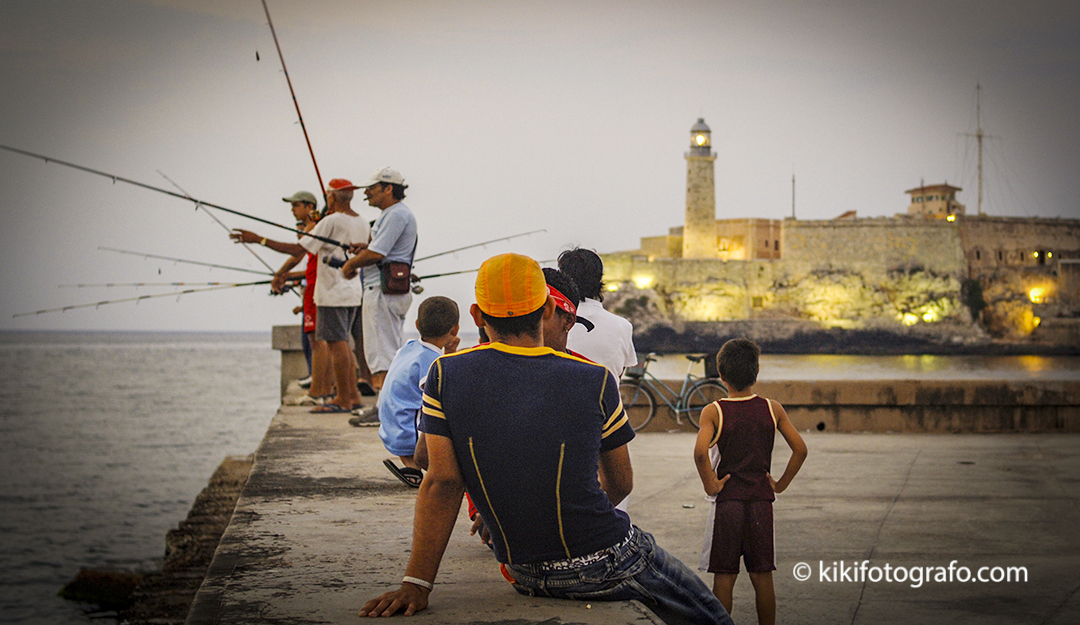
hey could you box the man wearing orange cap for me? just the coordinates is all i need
[299,179,370,414]
[359,254,732,625]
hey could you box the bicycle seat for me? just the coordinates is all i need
[685,354,707,363]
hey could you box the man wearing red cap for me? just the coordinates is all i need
[299,179,370,413]
[359,253,733,625]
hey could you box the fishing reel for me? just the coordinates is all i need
[412,284,424,294]
[323,255,346,269]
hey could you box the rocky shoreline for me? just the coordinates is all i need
[59,455,253,623]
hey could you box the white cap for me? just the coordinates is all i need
[358,166,406,187]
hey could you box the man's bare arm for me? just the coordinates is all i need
[598,444,633,506]
[229,229,306,257]
[359,433,465,618]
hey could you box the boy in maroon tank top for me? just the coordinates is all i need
[693,338,808,625]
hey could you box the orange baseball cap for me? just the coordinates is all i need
[475,253,549,318]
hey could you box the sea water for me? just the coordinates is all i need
[0,331,278,624]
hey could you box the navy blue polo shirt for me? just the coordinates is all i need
[420,343,634,565]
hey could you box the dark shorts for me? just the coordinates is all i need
[315,305,362,343]
[707,499,775,574]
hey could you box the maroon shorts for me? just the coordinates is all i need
[706,499,775,574]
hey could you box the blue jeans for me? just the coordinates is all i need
[506,526,733,625]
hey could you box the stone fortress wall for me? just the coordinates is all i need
[601,214,1080,350]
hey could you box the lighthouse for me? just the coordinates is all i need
[683,118,718,259]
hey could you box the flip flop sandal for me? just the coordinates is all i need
[383,459,423,488]
[311,403,357,414]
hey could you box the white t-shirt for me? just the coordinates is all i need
[299,211,369,307]
[566,298,638,379]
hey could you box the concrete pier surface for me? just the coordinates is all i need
[188,397,1080,624]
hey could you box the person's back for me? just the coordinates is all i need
[710,394,777,502]
[424,343,630,563]
[694,338,807,625]
[375,296,460,486]
[558,248,637,378]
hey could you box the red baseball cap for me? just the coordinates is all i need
[327,178,359,192]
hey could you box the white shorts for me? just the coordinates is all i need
[362,286,412,372]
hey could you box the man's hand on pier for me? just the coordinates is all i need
[358,583,430,618]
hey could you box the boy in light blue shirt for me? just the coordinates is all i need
[370,296,459,487]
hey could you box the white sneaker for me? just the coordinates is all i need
[297,376,312,389]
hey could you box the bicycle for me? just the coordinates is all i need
[619,353,728,431]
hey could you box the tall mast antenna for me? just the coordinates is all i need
[976,83,984,216]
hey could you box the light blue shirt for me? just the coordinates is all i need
[377,339,441,457]
[363,202,417,289]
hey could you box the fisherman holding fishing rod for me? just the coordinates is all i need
[228,190,343,405]
[340,168,418,414]
[223,177,369,415]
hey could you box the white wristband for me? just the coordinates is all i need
[402,576,433,590]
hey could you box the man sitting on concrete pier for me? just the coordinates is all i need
[359,253,733,625]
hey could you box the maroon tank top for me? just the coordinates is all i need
[710,395,777,502]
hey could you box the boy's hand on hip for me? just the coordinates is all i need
[706,473,731,497]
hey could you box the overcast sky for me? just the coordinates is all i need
[1,0,1077,332]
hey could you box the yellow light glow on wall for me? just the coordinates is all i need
[632,275,654,289]
[922,309,940,323]
[946,214,956,222]
[901,313,919,326]
[1029,286,1047,304]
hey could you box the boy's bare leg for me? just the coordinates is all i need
[713,573,737,614]
[748,571,776,625]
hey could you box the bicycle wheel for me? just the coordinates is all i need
[682,379,729,430]
[619,380,657,432]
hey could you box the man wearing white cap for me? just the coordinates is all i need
[342,167,418,400]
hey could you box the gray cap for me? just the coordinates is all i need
[282,190,318,205]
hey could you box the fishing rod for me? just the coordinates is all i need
[157,170,277,274]
[0,144,346,249]
[414,229,546,263]
[410,259,556,294]
[415,258,556,281]
[156,170,302,300]
[260,0,327,205]
[98,246,273,276]
[13,280,280,318]
[59,280,296,288]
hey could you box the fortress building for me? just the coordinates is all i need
[600,119,1080,351]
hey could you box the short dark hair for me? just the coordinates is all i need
[717,338,760,392]
[383,182,407,200]
[481,304,545,340]
[557,248,604,301]
[417,296,459,339]
[542,267,580,321]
